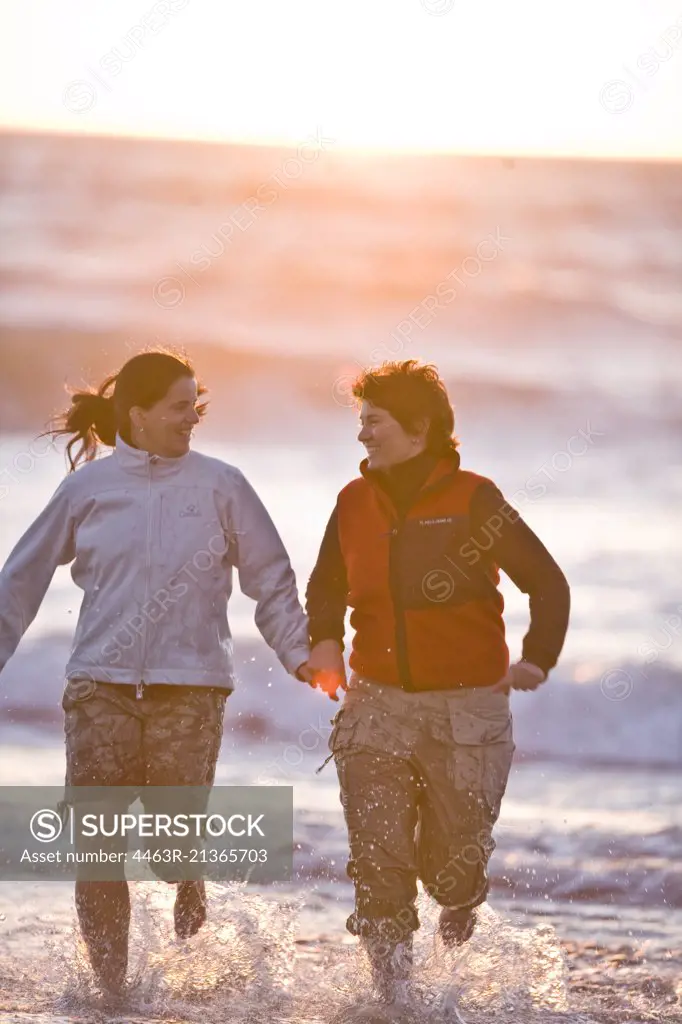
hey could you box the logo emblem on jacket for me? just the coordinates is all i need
[179,504,201,518]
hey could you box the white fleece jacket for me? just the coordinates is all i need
[0,436,310,690]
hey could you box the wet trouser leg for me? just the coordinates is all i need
[416,687,515,947]
[63,684,142,993]
[141,687,226,937]
[330,678,514,978]
[336,749,420,935]
[75,880,130,993]
[333,745,420,996]
[63,682,226,990]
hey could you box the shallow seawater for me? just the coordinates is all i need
[1,880,681,1024]
[1,731,682,1021]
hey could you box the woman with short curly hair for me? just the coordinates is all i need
[306,359,570,999]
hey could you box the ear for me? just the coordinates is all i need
[128,405,145,432]
[413,417,430,442]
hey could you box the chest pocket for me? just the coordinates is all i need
[157,487,228,576]
[397,515,497,610]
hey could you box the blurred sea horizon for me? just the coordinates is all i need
[1,134,682,348]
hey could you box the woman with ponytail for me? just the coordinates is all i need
[304,359,570,1000]
[0,349,312,997]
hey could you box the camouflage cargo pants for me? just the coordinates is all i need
[61,680,227,879]
[329,674,515,939]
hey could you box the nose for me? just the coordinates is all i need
[358,425,371,444]
[188,407,200,425]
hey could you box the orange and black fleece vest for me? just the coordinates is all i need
[336,456,509,691]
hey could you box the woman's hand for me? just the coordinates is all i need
[491,660,547,694]
[295,662,316,684]
[305,639,348,701]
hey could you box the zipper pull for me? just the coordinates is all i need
[136,681,144,700]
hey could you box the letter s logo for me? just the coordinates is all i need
[30,809,64,842]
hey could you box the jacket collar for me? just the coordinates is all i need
[360,448,460,485]
[417,448,461,495]
[113,434,191,479]
[360,448,461,515]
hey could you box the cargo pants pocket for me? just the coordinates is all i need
[448,693,515,819]
[328,700,414,760]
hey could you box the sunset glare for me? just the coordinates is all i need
[2,0,682,158]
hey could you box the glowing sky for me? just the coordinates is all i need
[2,0,682,157]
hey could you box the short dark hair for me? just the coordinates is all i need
[47,348,208,471]
[352,359,458,455]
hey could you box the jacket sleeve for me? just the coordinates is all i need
[0,477,76,675]
[470,481,571,675]
[305,503,348,649]
[227,470,310,676]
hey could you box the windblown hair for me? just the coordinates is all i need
[352,359,459,455]
[46,349,208,472]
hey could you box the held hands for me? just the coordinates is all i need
[296,639,347,702]
[491,660,547,694]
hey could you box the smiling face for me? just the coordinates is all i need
[129,375,201,457]
[357,400,427,470]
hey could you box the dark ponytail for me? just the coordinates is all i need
[45,373,117,472]
[45,349,206,472]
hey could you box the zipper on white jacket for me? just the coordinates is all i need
[137,454,157,696]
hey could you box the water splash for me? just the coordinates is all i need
[428,901,571,1018]
[30,884,635,1023]
[47,881,302,1021]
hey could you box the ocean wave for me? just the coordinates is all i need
[2,635,681,769]
[290,834,682,909]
